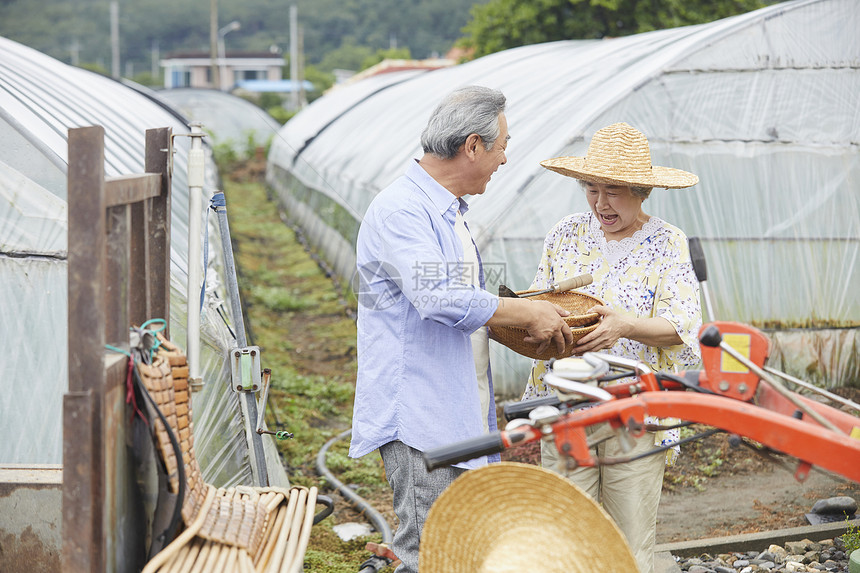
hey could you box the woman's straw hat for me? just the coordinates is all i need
[541,122,698,189]
[419,462,639,573]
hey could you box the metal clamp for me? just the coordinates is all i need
[229,346,261,392]
[170,122,207,180]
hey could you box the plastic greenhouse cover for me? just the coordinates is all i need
[155,88,283,154]
[0,36,287,487]
[268,0,858,396]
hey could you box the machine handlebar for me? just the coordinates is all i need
[689,237,708,282]
[502,395,561,421]
[423,433,505,471]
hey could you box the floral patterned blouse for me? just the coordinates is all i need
[522,212,703,465]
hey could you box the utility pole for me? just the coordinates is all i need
[110,1,120,78]
[210,0,219,89]
[151,39,159,80]
[298,24,307,108]
[70,38,80,67]
[289,5,299,111]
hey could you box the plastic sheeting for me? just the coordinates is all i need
[0,36,287,487]
[155,88,283,155]
[267,0,859,397]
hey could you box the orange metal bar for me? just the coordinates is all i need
[755,383,860,436]
[548,393,860,482]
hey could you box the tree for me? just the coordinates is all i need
[459,0,778,59]
[317,40,376,73]
[303,65,335,96]
[360,47,412,72]
[0,0,488,80]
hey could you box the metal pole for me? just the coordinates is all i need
[217,36,226,92]
[298,24,306,107]
[210,0,219,89]
[110,1,120,78]
[186,123,205,388]
[764,366,860,413]
[217,21,241,92]
[289,5,299,111]
[151,39,159,79]
[704,332,844,435]
[212,192,270,486]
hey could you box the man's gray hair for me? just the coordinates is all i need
[421,86,506,160]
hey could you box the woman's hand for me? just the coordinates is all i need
[574,305,683,354]
[573,305,631,353]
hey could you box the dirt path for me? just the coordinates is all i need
[658,463,860,543]
[498,426,860,544]
[656,426,860,543]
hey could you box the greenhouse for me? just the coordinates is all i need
[0,35,286,486]
[155,87,283,155]
[268,0,859,396]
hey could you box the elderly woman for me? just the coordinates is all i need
[523,122,702,573]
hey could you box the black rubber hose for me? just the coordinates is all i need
[132,364,186,555]
[315,429,394,572]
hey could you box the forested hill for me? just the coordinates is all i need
[0,0,777,90]
[0,0,488,77]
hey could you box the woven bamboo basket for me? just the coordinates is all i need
[492,290,603,360]
[137,335,325,573]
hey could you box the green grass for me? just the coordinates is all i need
[246,284,312,312]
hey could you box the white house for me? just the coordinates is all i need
[161,51,284,90]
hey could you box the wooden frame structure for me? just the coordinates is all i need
[63,125,172,572]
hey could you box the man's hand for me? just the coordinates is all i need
[522,300,574,354]
[487,297,573,354]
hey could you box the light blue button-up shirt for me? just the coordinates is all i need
[349,160,501,469]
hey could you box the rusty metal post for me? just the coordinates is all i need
[65,125,107,572]
[64,125,171,572]
[145,128,172,334]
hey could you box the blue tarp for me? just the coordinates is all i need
[236,79,315,93]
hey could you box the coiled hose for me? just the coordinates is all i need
[316,429,394,572]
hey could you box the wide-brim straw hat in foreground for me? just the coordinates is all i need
[420,462,639,573]
[541,122,699,189]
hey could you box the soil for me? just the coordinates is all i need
[656,427,860,543]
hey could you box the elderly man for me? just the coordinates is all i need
[349,85,573,572]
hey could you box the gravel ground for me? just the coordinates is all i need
[673,537,856,572]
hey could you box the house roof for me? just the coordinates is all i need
[164,51,283,61]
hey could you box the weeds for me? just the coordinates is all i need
[247,284,311,312]
[842,516,860,554]
[663,425,732,491]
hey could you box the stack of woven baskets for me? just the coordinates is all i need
[137,336,325,573]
